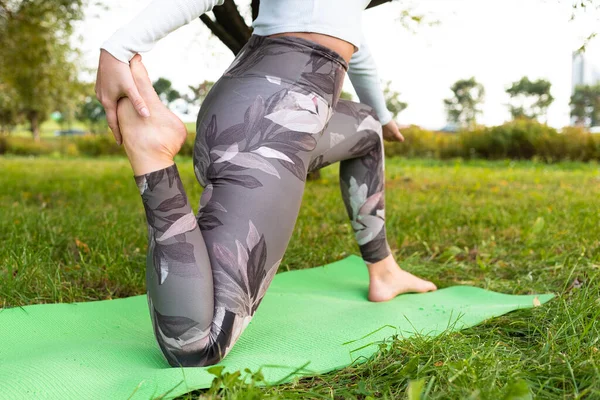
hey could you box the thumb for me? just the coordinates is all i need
[126,84,150,118]
[130,55,160,102]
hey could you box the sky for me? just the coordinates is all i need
[75,0,600,129]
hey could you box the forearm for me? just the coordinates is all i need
[347,34,393,125]
[101,0,224,63]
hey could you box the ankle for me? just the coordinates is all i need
[367,254,397,279]
[128,153,174,176]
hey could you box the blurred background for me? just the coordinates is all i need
[3,4,600,396]
[1,0,600,161]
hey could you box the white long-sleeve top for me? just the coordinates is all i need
[101,0,393,124]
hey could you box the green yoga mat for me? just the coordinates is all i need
[0,255,553,399]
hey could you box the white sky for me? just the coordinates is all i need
[75,0,600,129]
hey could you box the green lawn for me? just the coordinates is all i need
[1,156,599,399]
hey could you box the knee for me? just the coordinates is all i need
[166,345,226,368]
[158,314,245,368]
[159,336,228,367]
[363,108,384,149]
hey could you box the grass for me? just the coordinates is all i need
[1,156,599,399]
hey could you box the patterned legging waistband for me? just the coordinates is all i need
[222,34,348,105]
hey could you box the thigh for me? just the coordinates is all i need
[308,99,383,172]
[191,76,333,355]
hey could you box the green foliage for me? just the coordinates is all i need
[506,77,554,121]
[0,135,123,157]
[570,84,600,127]
[385,120,600,162]
[0,0,87,139]
[4,121,600,164]
[0,80,22,133]
[72,135,124,156]
[1,157,600,399]
[187,80,216,107]
[383,81,408,120]
[76,82,107,134]
[339,90,354,101]
[153,77,181,105]
[444,77,485,130]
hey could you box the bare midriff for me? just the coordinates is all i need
[267,32,354,64]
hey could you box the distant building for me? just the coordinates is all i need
[572,51,600,91]
[571,50,600,126]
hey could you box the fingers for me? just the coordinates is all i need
[397,131,405,142]
[105,107,122,145]
[130,54,160,102]
[125,84,150,118]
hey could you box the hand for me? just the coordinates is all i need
[116,55,187,176]
[382,120,404,142]
[95,49,150,144]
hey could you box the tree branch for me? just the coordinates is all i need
[367,0,392,9]
[199,14,243,54]
[212,0,251,45]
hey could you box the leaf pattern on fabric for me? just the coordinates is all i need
[196,87,333,188]
[152,240,199,284]
[264,91,331,134]
[197,183,227,232]
[135,175,148,195]
[330,132,345,147]
[213,220,281,317]
[153,308,201,339]
[223,35,314,78]
[156,212,197,242]
[138,165,202,286]
[344,176,386,247]
[156,194,186,212]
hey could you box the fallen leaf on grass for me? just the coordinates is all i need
[75,238,90,254]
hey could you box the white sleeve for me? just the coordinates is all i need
[347,32,393,125]
[100,0,225,63]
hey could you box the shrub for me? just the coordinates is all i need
[179,134,195,157]
[2,121,600,164]
[73,134,124,156]
[3,137,57,155]
[0,136,7,155]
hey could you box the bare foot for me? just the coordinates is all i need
[367,254,437,302]
[116,54,187,176]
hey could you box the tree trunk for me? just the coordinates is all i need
[29,111,40,142]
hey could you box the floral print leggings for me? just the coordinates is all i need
[134,35,392,367]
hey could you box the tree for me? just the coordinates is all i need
[505,77,554,121]
[77,83,107,134]
[186,81,215,107]
[153,78,182,106]
[0,80,21,134]
[0,0,86,140]
[444,77,485,130]
[571,84,600,127]
[383,81,408,120]
[571,0,600,52]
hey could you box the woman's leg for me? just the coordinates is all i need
[308,99,437,301]
[117,56,335,367]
